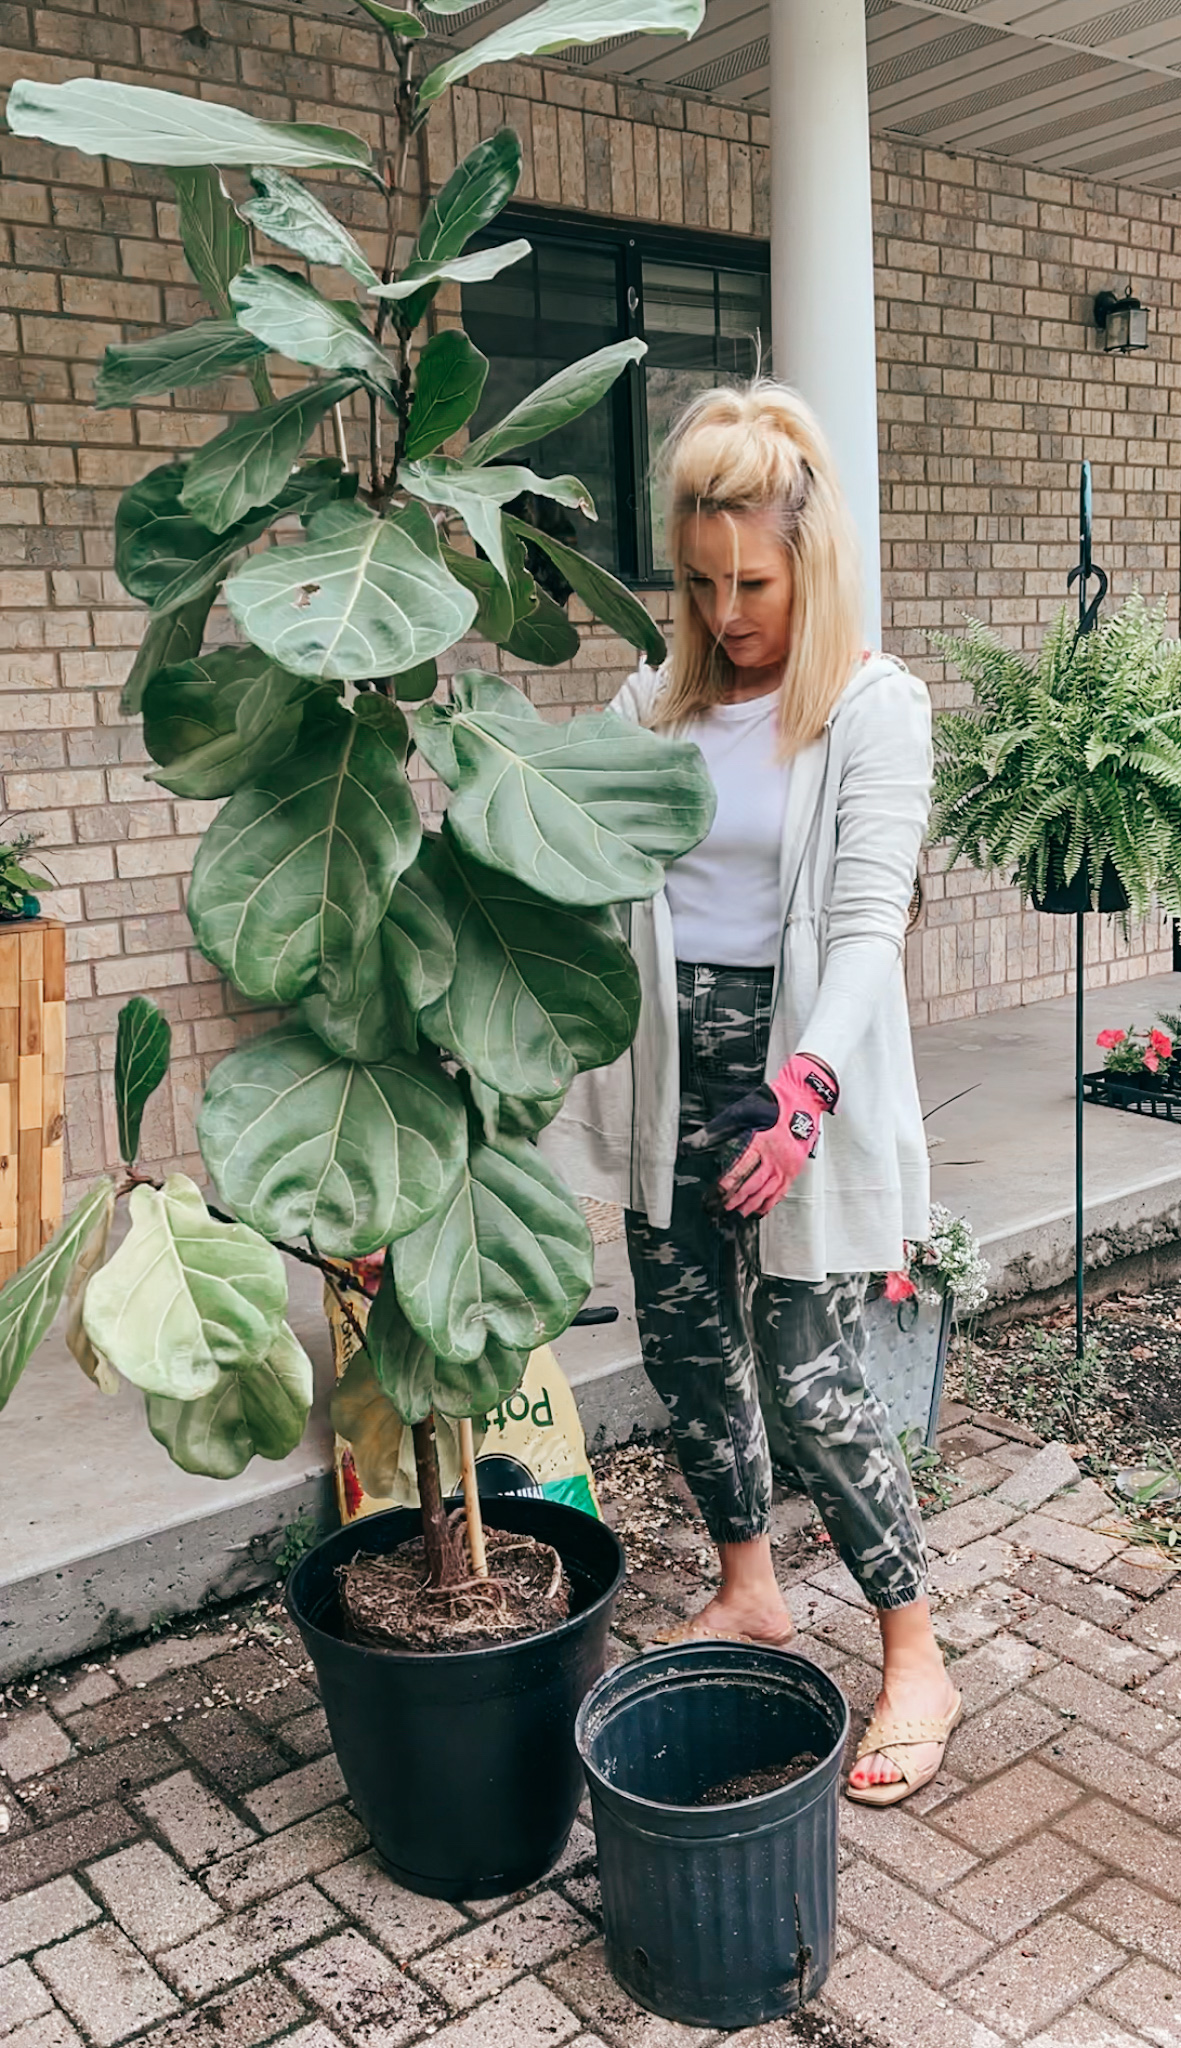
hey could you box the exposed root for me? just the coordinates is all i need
[338,1526,571,1652]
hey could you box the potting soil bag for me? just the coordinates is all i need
[325,1270,601,1524]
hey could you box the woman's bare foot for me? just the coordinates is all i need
[668,1532,794,1645]
[847,1597,957,1793]
[679,1587,794,1645]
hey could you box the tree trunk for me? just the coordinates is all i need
[412,1414,464,1587]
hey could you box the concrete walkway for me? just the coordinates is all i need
[7,970,1181,1677]
[5,1410,1181,2047]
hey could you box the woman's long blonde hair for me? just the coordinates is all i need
[654,381,864,755]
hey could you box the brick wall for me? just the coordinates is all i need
[0,0,1177,1193]
[877,139,1180,1024]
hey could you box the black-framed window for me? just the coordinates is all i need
[462,209,771,586]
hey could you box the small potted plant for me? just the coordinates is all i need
[1088,1017,1181,1119]
[0,824,53,922]
[1,0,711,1906]
[930,594,1181,915]
[866,1206,990,1449]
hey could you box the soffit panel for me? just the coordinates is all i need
[423,2,1181,185]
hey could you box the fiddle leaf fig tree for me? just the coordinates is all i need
[1,0,713,1590]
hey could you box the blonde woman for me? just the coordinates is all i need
[549,381,960,1806]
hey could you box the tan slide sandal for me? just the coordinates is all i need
[845,1691,963,1808]
[647,1618,796,1651]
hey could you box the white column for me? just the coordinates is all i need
[769,0,882,646]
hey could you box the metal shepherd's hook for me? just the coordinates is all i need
[1065,462,1106,1358]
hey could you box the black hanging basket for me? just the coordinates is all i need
[1030,849,1129,915]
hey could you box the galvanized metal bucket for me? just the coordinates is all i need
[862,1286,955,1451]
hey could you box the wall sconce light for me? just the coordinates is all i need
[1094,285,1149,353]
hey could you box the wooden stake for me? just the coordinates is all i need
[458,1417,488,1579]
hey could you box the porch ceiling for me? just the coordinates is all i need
[430,1,1181,193]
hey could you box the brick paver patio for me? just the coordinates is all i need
[5,1411,1181,2047]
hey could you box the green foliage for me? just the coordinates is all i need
[932,595,1181,915]
[0,826,53,918]
[115,997,172,1166]
[3,2,710,1527]
[0,1183,116,1410]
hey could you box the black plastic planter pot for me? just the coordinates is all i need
[576,1643,848,2030]
[1031,851,1129,914]
[287,1497,625,1900]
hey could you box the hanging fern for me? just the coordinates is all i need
[930,594,1181,916]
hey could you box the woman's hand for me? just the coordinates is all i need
[720,1054,839,1218]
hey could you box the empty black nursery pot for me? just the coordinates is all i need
[287,1497,626,1900]
[576,1642,849,2031]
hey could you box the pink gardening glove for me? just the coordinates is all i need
[720,1053,839,1219]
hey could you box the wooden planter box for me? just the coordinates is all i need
[0,919,65,1285]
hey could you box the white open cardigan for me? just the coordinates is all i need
[542,651,933,1281]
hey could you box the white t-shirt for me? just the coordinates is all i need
[665,690,789,968]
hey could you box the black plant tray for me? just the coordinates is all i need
[1083,1069,1181,1122]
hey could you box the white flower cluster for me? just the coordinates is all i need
[905,1204,990,1313]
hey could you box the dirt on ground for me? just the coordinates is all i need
[949,1281,1181,1553]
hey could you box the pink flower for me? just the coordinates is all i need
[1151,1028,1174,1060]
[884,1270,917,1303]
[1096,1028,1126,1049]
[1146,1050,1161,1073]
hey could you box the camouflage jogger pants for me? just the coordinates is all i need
[625,962,928,1611]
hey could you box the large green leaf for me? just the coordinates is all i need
[239,167,379,286]
[365,1263,525,1424]
[142,648,327,800]
[332,1349,468,1500]
[420,0,704,105]
[146,1376,251,1479]
[230,267,396,398]
[352,0,424,32]
[95,322,270,411]
[420,829,639,1100]
[180,378,357,534]
[188,695,420,1006]
[82,1175,287,1402]
[64,1186,118,1394]
[302,854,455,1062]
[371,238,530,302]
[400,458,593,584]
[441,546,513,644]
[145,1320,314,1478]
[169,168,247,315]
[469,1076,566,1146]
[466,339,645,466]
[6,77,374,173]
[115,997,172,1166]
[0,1181,116,1411]
[415,668,537,787]
[507,515,665,664]
[120,589,213,717]
[397,129,521,329]
[392,1128,592,1364]
[404,331,488,462]
[198,1022,467,1258]
[415,674,716,906]
[224,498,477,682]
[116,459,344,617]
[505,588,579,665]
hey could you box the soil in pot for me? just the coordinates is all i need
[339,1524,571,1651]
[693,1754,821,1804]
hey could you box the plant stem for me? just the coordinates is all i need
[412,1414,464,1588]
[333,403,350,472]
[458,1417,488,1578]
